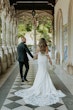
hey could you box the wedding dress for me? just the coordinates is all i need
[15,52,66,106]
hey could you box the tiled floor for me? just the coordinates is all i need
[0,58,73,110]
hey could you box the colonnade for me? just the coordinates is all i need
[0,0,17,74]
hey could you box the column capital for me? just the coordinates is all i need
[6,12,11,23]
[0,2,2,11]
[1,8,7,19]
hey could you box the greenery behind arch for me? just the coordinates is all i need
[18,18,52,46]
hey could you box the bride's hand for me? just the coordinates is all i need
[49,59,52,65]
[46,54,52,65]
[33,56,36,60]
[33,54,38,60]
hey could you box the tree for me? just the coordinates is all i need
[17,21,33,37]
[37,19,52,46]
[17,23,26,37]
[17,17,52,46]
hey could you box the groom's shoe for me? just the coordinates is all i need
[24,78,29,82]
[22,77,24,82]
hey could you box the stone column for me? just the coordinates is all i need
[33,18,37,53]
[15,19,17,46]
[55,24,60,64]
[1,8,6,47]
[10,17,15,63]
[0,12,2,74]
[15,21,18,46]
[67,21,73,74]
[6,13,11,47]
[51,18,55,59]
[12,18,16,62]
[0,39,2,74]
[0,34,2,47]
[0,8,9,72]
[10,18,14,47]
[13,18,16,46]
[34,26,36,53]
[0,13,2,47]
[5,13,12,67]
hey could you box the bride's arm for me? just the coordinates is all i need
[46,46,48,54]
[36,46,40,53]
[46,54,52,65]
[33,54,38,59]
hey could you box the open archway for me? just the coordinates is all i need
[0,17,2,45]
[56,9,63,64]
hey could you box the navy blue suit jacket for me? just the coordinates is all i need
[17,42,33,63]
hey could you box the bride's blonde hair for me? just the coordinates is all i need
[38,38,47,54]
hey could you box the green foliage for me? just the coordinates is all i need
[17,18,52,46]
[0,18,2,33]
[25,23,32,32]
[17,22,33,37]
[37,19,52,46]
[18,24,26,38]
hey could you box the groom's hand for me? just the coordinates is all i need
[33,54,38,60]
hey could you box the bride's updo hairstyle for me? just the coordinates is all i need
[38,38,47,54]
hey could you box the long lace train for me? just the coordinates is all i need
[15,52,66,106]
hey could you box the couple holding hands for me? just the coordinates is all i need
[15,36,65,106]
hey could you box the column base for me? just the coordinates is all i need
[51,46,55,59]
[0,57,1,74]
[67,64,73,74]
[56,52,60,64]
[0,47,7,73]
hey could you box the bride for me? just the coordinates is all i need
[15,38,66,106]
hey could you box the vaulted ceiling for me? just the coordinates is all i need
[9,0,55,23]
[9,0,55,14]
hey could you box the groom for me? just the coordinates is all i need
[17,35,34,82]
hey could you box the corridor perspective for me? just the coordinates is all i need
[0,0,73,110]
[0,56,73,110]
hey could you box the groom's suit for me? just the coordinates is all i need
[17,42,33,80]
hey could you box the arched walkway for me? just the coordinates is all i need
[56,9,64,65]
[67,0,73,74]
[0,0,73,110]
[0,57,73,110]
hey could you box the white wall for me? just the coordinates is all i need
[55,0,70,25]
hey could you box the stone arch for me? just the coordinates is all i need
[0,17,1,33]
[56,9,63,64]
[68,0,73,64]
[67,0,73,74]
[0,16,2,45]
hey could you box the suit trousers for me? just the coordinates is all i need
[19,61,29,79]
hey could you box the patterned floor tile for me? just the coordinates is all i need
[13,82,20,85]
[21,84,31,88]
[25,104,38,109]
[12,85,19,88]
[1,106,11,110]
[35,106,54,110]
[15,79,21,81]
[59,99,64,104]
[15,99,26,106]
[9,88,17,92]
[12,106,33,110]
[0,60,71,110]
[4,102,22,109]
[63,95,73,110]
[10,91,17,95]
[3,99,13,105]
[57,105,68,110]
[12,86,24,91]
[7,93,15,98]
[50,103,63,108]
[7,96,22,101]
